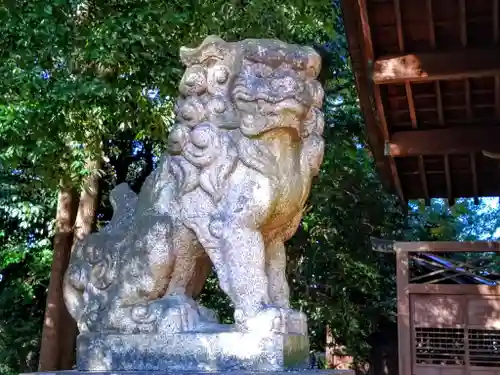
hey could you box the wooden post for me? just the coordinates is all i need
[396,249,410,375]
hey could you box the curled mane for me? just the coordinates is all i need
[165,36,323,203]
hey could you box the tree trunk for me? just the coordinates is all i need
[38,154,102,371]
[38,184,78,371]
[59,157,102,369]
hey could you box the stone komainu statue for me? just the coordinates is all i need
[64,36,324,337]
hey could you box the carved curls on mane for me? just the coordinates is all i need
[166,36,323,203]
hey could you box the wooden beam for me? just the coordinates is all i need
[494,0,499,43]
[405,83,417,128]
[435,81,444,124]
[356,0,374,61]
[340,0,391,188]
[394,241,500,253]
[470,153,480,205]
[373,84,406,203]
[465,79,472,120]
[339,0,407,205]
[389,125,500,156]
[458,0,467,47]
[495,75,500,120]
[396,250,411,375]
[407,284,500,295]
[425,0,435,48]
[372,237,500,253]
[418,156,430,205]
[393,0,404,52]
[372,49,500,84]
[444,154,454,206]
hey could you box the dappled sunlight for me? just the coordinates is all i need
[413,295,462,328]
[470,298,500,329]
[373,54,428,83]
[398,244,500,372]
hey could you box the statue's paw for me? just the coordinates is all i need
[235,306,282,334]
[160,293,198,309]
[235,306,307,335]
[198,305,219,323]
[110,296,200,334]
[274,307,308,335]
[155,294,210,333]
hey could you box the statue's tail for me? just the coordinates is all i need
[102,183,138,233]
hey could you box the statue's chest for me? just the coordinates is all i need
[273,151,306,216]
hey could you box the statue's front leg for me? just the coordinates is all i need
[207,222,270,324]
[265,211,303,308]
[266,240,290,309]
[165,225,200,297]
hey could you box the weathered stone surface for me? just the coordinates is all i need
[26,370,355,375]
[61,35,325,371]
[77,331,309,372]
[76,308,309,371]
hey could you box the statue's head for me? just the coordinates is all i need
[167,36,324,200]
[232,38,324,140]
[171,36,324,149]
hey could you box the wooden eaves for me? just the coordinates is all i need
[340,0,500,205]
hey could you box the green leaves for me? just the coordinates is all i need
[407,198,500,242]
[0,168,56,373]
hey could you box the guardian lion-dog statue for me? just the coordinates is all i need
[64,36,324,341]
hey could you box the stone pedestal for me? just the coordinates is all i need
[77,331,309,372]
[26,371,355,375]
[74,307,309,372]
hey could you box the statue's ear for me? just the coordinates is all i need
[180,36,226,67]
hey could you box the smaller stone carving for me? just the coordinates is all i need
[64,183,219,334]
[63,35,324,371]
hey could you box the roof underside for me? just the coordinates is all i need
[340,0,500,204]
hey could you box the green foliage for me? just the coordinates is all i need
[1,0,499,373]
[0,169,56,373]
[407,198,500,241]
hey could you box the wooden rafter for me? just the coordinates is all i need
[494,0,499,43]
[470,153,479,205]
[435,81,444,124]
[459,0,467,47]
[372,237,500,253]
[373,85,405,203]
[355,0,406,204]
[464,79,472,120]
[393,240,500,253]
[444,154,454,206]
[425,0,435,48]
[372,49,500,85]
[418,156,430,205]
[408,284,500,295]
[340,0,395,193]
[496,76,500,120]
[419,0,433,206]
[393,0,404,52]
[405,83,417,129]
[389,126,500,157]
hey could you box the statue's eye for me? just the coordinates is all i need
[253,63,272,78]
[203,57,219,68]
[214,66,229,84]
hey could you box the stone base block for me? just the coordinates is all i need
[76,331,309,371]
[25,371,355,375]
